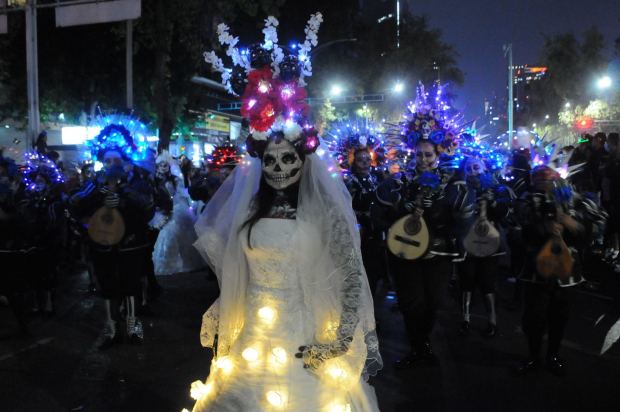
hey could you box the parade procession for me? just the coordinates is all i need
[1,1,620,412]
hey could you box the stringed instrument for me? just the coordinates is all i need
[88,180,126,246]
[463,199,501,257]
[387,193,432,260]
[536,229,573,279]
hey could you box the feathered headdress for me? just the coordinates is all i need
[203,13,324,158]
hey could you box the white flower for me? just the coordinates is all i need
[306,31,318,47]
[283,121,302,142]
[272,46,284,63]
[269,115,286,132]
[359,136,368,146]
[216,23,229,35]
[265,16,279,27]
[299,41,312,53]
[263,26,278,46]
[252,131,269,141]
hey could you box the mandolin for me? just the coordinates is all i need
[387,193,432,260]
[88,180,126,246]
[463,199,501,257]
[536,229,573,279]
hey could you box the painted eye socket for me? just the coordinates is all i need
[281,153,297,164]
[263,154,276,167]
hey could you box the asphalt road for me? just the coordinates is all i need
[1,261,620,412]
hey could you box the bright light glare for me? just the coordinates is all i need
[565,102,570,108]
[545,115,549,119]
[272,348,287,365]
[242,348,259,362]
[598,76,612,89]
[394,83,404,92]
[258,307,275,322]
[266,391,283,407]
[331,85,342,95]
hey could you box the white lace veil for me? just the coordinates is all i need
[194,136,382,388]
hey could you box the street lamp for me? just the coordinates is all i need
[545,115,550,119]
[394,83,404,93]
[565,102,570,108]
[598,76,612,89]
[331,85,342,95]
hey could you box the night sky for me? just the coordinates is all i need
[406,0,620,120]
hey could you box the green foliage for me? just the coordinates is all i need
[314,98,337,135]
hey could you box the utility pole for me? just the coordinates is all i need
[396,0,400,49]
[503,44,513,144]
[25,0,40,147]
[126,19,133,109]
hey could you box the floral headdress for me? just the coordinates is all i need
[327,125,386,171]
[391,81,476,158]
[203,13,324,158]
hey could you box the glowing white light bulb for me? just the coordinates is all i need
[190,380,213,400]
[258,307,275,322]
[327,367,348,380]
[215,356,234,374]
[330,404,352,412]
[272,347,287,365]
[266,391,283,406]
[242,347,259,362]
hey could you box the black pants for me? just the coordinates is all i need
[522,282,573,359]
[459,256,498,294]
[361,236,387,297]
[388,252,451,350]
[91,246,147,300]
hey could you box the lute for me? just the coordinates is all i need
[387,193,432,260]
[88,180,126,246]
[463,199,501,257]
[536,229,573,279]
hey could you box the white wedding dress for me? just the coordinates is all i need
[152,181,206,276]
[193,218,379,412]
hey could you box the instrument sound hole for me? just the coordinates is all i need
[102,213,114,225]
[404,219,421,235]
[474,223,489,236]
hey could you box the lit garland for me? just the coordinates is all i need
[21,152,65,190]
[86,112,151,164]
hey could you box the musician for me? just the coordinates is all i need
[0,154,31,334]
[458,157,513,338]
[371,137,461,369]
[514,165,605,375]
[346,146,386,297]
[71,144,155,349]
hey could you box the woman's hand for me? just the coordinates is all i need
[295,337,352,370]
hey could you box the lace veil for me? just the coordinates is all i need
[194,136,382,389]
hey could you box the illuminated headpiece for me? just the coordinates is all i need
[327,125,386,171]
[203,13,324,158]
[86,112,151,166]
[21,152,65,190]
[208,144,242,171]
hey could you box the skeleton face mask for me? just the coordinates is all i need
[262,138,303,190]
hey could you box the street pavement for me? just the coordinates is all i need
[1,261,620,412]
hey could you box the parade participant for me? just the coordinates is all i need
[190,14,381,412]
[21,153,66,318]
[0,154,31,333]
[71,114,155,349]
[370,84,470,369]
[188,144,241,212]
[332,132,386,296]
[602,133,620,267]
[514,165,605,375]
[458,156,513,337]
[152,150,205,276]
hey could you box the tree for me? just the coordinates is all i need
[313,98,337,135]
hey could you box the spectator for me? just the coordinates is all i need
[35,131,48,155]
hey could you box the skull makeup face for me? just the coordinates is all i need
[262,138,303,190]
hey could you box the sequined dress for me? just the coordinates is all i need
[192,218,379,412]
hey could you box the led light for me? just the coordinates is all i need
[330,405,352,412]
[272,347,287,365]
[258,80,271,93]
[248,99,257,108]
[266,391,282,406]
[327,367,348,380]
[258,307,275,322]
[190,380,212,400]
[214,356,234,374]
[281,86,293,99]
[242,347,259,362]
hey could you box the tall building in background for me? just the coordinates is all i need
[511,65,546,114]
[485,91,508,136]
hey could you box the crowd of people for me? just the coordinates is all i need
[1,11,618,412]
[0,120,240,347]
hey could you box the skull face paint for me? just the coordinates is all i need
[262,138,303,190]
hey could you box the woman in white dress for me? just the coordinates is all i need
[152,151,205,276]
[189,13,381,412]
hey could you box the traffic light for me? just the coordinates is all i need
[575,117,594,130]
